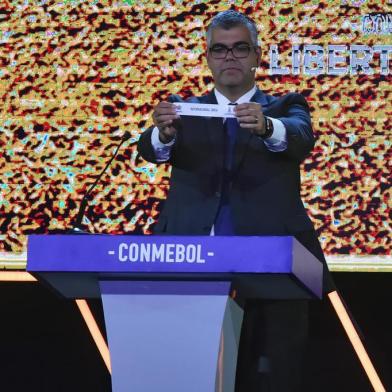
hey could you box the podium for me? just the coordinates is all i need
[27,235,322,392]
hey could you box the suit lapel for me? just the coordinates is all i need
[251,88,269,107]
[200,92,225,170]
[232,88,270,172]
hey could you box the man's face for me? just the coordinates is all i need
[206,25,260,92]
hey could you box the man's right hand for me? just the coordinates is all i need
[152,102,180,144]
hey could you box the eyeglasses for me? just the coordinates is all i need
[208,43,256,59]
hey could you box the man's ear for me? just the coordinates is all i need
[206,48,212,68]
[204,42,209,58]
[255,46,262,67]
[203,44,209,63]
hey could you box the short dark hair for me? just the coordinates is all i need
[206,10,259,47]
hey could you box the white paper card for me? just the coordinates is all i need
[173,102,236,118]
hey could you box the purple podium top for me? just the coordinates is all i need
[27,235,323,298]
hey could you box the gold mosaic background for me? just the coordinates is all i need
[0,0,391,267]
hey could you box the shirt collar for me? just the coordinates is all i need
[214,85,257,105]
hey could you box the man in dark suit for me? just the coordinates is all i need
[138,9,333,392]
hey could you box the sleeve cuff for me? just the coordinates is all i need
[151,127,176,148]
[262,117,288,152]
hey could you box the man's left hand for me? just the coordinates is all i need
[234,103,266,136]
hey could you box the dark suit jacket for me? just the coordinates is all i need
[138,88,316,236]
[138,88,335,292]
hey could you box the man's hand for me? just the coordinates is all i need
[152,102,180,143]
[234,103,266,136]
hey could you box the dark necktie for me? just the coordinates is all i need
[224,114,238,170]
[214,103,238,235]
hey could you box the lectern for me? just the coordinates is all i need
[27,235,322,392]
